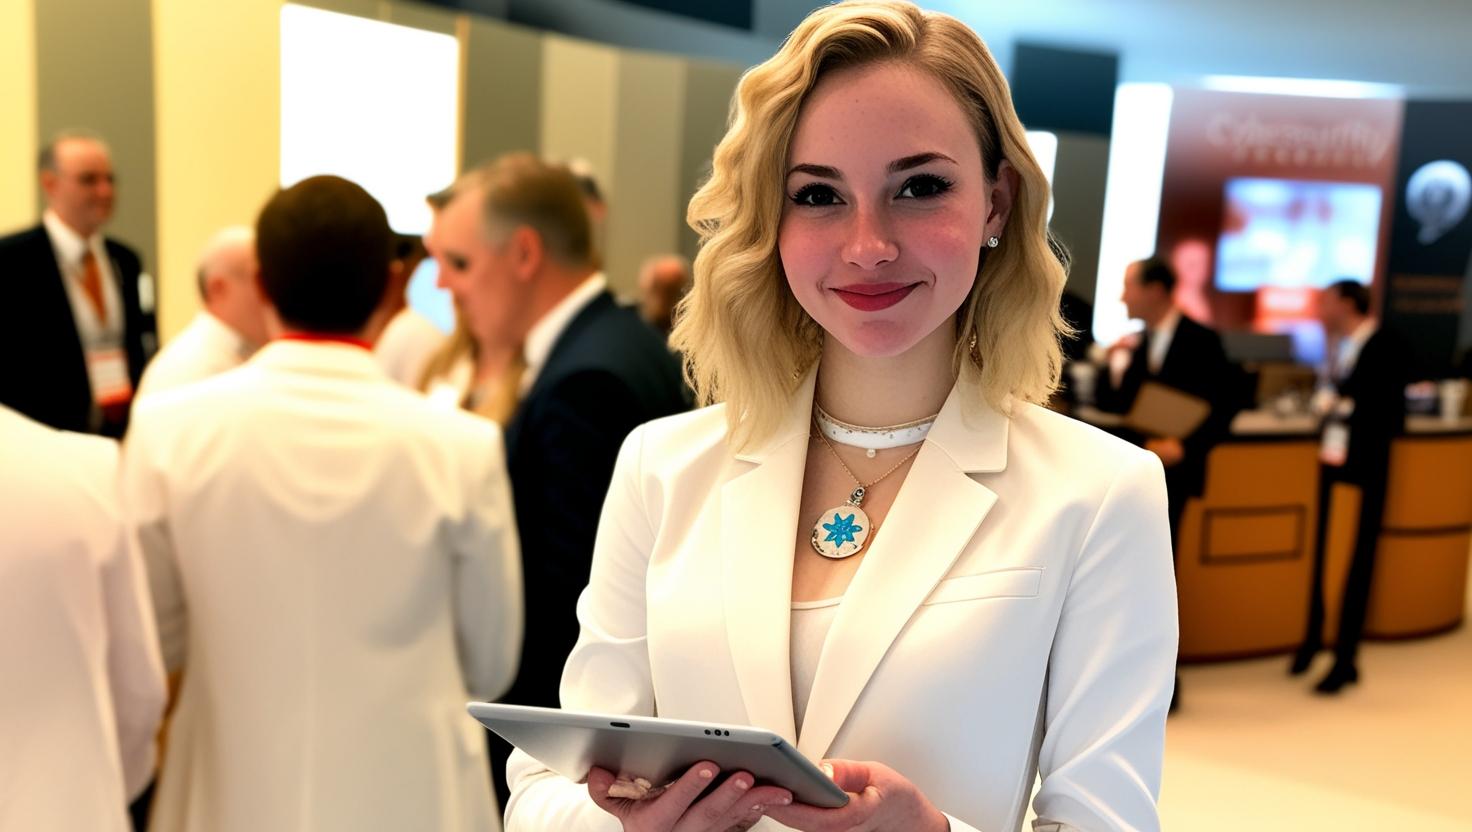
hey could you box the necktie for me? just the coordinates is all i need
[80,249,108,325]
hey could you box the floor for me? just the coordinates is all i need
[1158,589,1472,830]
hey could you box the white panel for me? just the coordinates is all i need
[1202,75,1402,100]
[280,4,458,234]
[1093,83,1173,346]
[1024,129,1057,222]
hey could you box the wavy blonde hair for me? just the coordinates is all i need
[670,0,1069,448]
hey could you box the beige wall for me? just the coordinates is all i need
[539,33,620,279]
[678,59,743,262]
[606,50,686,298]
[0,0,37,233]
[35,0,157,283]
[464,17,543,169]
[152,0,280,339]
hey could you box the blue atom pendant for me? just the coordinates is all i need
[810,501,872,559]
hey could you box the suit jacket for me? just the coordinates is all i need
[123,341,523,832]
[1333,328,1408,485]
[0,224,154,435]
[1094,314,1236,497]
[504,368,1178,832]
[500,292,688,711]
[0,406,165,832]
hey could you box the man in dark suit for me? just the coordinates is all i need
[1095,256,1236,546]
[1291,280,1407,694]
[0,131,155,437]
[426,153,687,805]
[1094,256,1236,714]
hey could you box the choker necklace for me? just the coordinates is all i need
[809,423,923,560]
[814,404,938,458]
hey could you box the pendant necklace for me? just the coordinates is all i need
[809,423,924,560]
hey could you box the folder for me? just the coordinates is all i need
[1125,381,1211,439]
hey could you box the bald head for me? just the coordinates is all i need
[637,254,691,334]
[196,226,269,346]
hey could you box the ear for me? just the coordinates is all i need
[511,225,544,283]
[984,159,1021,241]
[202,272,227,304]
[39,169,57,197]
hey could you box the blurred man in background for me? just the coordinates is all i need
[0,405,165,832]
[0,131,155,436]
[427,153,687,806]
[134,226,268,399]
[636,253,691,336]
[125,175,523,832]
[1291,279,1407,694]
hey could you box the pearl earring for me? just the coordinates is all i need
[986,236,1000,248]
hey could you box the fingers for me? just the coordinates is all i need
[818,759,874,794]
[762,760,879,831]
[586,767,625,816]
[675,775,791,832]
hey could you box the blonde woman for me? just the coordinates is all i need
[503,3,1176,831]
[415,313,525,424]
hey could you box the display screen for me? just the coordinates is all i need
[1215,177,1382,292]
[405,258,455,335]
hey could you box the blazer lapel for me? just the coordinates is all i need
[720,371,816,745]
[796,369,1008,760]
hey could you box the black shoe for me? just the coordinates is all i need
[1314,663,1359,694]
[1288,643,1319,675]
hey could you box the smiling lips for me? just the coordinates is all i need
[831,282,920,311]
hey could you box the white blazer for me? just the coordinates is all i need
[505,368,1177,832]
[122,341,523,832]
[0,406,165,832]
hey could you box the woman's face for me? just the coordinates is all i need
[779,61,1004,359]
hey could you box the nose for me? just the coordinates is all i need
[841,204,898,271]
[434,260,456,292]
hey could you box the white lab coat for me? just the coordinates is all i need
[123,340,523,832]
[0,406,165,832]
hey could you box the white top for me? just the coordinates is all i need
[135,310,251,400]
[1334,319,1378,381]
[0,406,165,831]
[375,307,448,388]
[1146,307,1181,376]
[790,597,842,737]
[43,209,123,349]
[520,272,606,394]
[124,340,524,832]
[504,365,1177,832]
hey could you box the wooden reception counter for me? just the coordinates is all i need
[1176,414,1472,661]
[1074,407,1472,662]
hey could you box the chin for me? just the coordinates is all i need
[828,319,926,359]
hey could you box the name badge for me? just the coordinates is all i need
[1320,422,1349,467]
[86,347,134,407]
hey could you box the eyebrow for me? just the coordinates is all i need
[786,152,959,180]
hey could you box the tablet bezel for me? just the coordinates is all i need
[467,702,849,808]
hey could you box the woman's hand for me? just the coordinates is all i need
[588,760,794,832]
[761,760,949,832]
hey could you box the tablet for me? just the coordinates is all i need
[467,702,849,808]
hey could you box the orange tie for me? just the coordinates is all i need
[79,249,108,325]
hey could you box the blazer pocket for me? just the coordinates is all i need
[923,567,1043,606]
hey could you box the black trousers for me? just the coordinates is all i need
[1300,466,1388,667]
